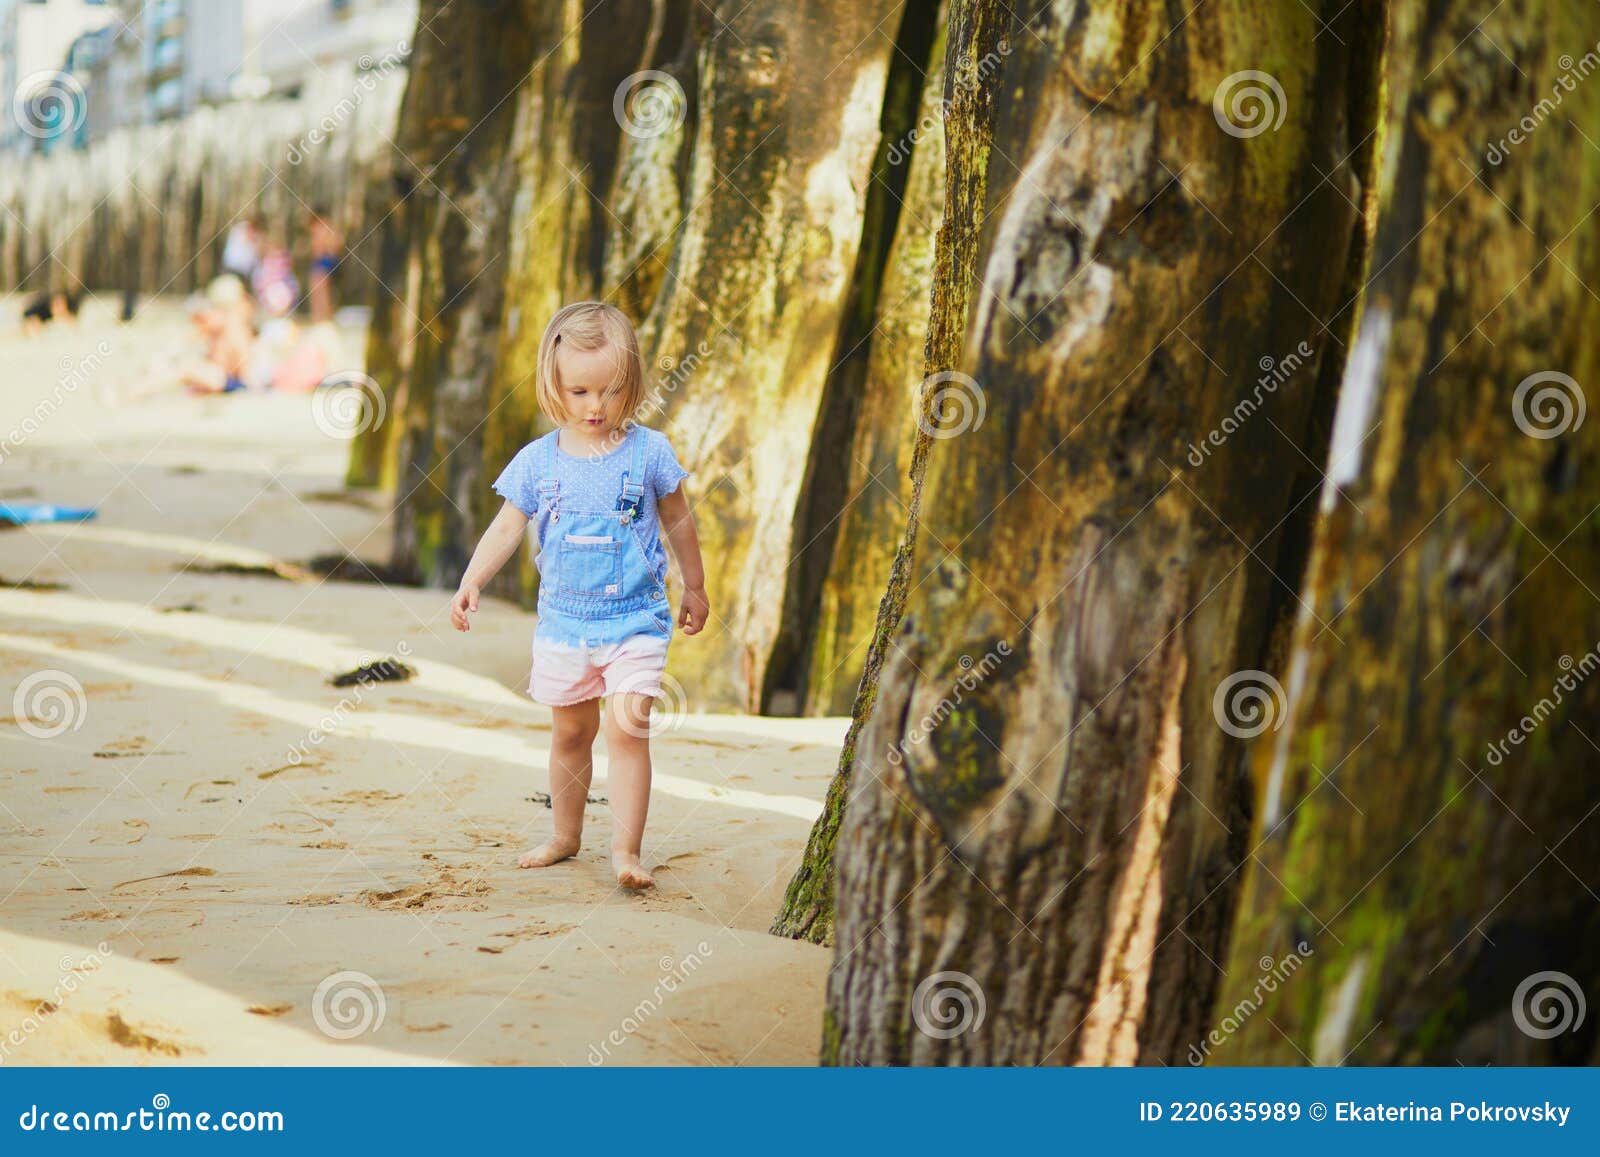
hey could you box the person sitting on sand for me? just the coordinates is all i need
[449,302,709,890]
[180,276,256,394]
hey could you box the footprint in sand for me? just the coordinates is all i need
[90,819,148,845]
[92,737,150,759]
[257,761,330,781]
[286,894,340,907]
[361,868,492,912]
[64,908,122,922]
[489,922,572,940]
[261,811,333,835]
[110,867,216,894]
[244,1003,294,1017]
[183,780,238,803]
[104,1012,186,1058]
[386,697,484,722]
[325,790,404,806]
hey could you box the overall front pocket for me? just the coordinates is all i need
[555,534,623,597]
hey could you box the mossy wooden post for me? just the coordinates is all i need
[347,151,415,492]
[348,1,454,492]
[771,0,1002,943]
[637,0,905,711]
[822,0,1377,1064]
[776,9,948,720]
[1211,0,1600,1066]
[344,0,536,585]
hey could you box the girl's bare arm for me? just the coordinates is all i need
[657,485,709,634]
[450,501,531,631]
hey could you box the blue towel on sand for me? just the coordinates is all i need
[0,502,98,525]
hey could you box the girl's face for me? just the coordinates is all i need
[555,343,629,434]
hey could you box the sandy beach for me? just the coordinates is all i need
[0,297,839,1066]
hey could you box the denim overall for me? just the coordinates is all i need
[534,428,672,647]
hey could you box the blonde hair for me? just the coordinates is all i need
[535,302,645,425]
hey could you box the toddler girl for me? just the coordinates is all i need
[449,302,709,889]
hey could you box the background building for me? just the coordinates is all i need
[4,0,415,150]
[81,0,245,139]
[1,0,117,151]
[242,0,414,107]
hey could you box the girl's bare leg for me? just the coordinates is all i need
[517,698,599,868]
[603,693,656,889]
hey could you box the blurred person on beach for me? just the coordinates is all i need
[221,216,263,288]
[307,207,343,324]
[450,302,708,890]
[251,233,299,321]
[243,231,309,386]
[20,289,80,335]
[181,276,256,394]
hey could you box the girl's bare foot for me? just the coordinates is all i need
[517,836,581,868]
[612,851,654,890]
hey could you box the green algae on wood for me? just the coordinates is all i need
[821,0,1375,1065]
[1209,0,1600,1066]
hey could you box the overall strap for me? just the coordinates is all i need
[537,431,561,521]
[618,427,646,505]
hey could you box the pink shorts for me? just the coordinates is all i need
[529,632,671,706]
